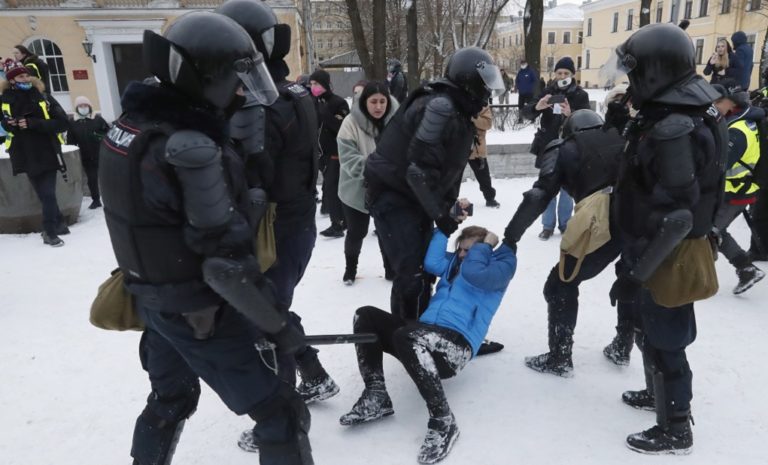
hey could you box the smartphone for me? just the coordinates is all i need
[452,202,474,217]
[549,94,566,104]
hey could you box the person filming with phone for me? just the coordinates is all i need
[522,57,590,240]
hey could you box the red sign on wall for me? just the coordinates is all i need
[72,70,88,80]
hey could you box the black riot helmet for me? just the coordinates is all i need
[562,110,604,138]
[444,47,505,104]
[216,0,291,62]
[609,23,695,108]
[143,11,278,109]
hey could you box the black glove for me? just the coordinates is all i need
[609,273,641,307]
[435,215,459,236]
[604,101,630,132]
[502,236,517,252]
[272,323,305,356]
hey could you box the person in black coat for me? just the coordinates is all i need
[1,61,68,246]
[387,58,408,103]
[702,38,742,87]
[311,68,350,238]
[364,47,505,320]
[12,45,50,94]
[66,95,109,209]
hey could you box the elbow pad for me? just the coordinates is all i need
[406,163,443,220]
[629,209,693,282]
[165,130,233,230]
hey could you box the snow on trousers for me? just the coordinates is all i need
[353,306,472,418]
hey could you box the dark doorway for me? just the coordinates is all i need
[112,44,148,98]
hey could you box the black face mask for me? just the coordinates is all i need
[223,94,247,119]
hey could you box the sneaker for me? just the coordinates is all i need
[319,224,345,238]
[88,199,102,209]
[485,199,501,208]
[626,421,693,455]
[538,229,553,241]
[621,389,656,411]
[339,388,394,426]
[417,413,460,464]
[733,265,765,294]
[476,339,504,356]
[42,232,64,247]
[343,268,356,286]
[297,373,340,404]
[603,334,632,366]
[237,428,259,453]
[524,352,573,377]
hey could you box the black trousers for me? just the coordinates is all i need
[353,306,472,418]
[27,170,63,236]
[369,190,434,319]
[342,203,391,271]
[81,156,100,201]
[518,94,534,121]
[468,158,496,202]
[321,159,344,227]
[750,189,768,256]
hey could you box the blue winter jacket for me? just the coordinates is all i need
[731,31,754,90]
[419,230,517,356]
[515,68,539,96]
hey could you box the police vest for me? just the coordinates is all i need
[2,98,65,150]
[725,118,761,197]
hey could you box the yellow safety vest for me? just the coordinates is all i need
[1,98,66,150]
[725,118,761,196]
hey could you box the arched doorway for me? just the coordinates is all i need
[26,38,72,113]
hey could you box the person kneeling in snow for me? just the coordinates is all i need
[340,225,517,464]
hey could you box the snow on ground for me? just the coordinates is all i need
[1,175,767,465]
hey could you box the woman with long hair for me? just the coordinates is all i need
[337,80,399,284]
[703,38,742,87]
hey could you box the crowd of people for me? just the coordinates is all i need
[1,3,767,464]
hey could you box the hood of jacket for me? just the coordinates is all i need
[731,31,747,47]
[351,96,400,138]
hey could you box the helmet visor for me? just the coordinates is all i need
[261,28,275,59]
[600,46,636,84]
[477,62,505,98]
[235,53,278,106]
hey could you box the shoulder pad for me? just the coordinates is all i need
[415,96,455,144]
[165,130,219,168]
[543,138,565,152]
[230,105,266,153]
[650,113,695,140]
[426,95,455,115]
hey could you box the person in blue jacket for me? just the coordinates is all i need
[339,225,517,464]
[514,60,538,123]
[731,31,754,90]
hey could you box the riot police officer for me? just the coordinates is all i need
[364,47,505,320]
[607,23,725,454]
[503,110,633,376]
[99,12,312,464]
[387,58,408,103]
[215,0,339,448]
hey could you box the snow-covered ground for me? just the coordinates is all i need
[2,175,767,465]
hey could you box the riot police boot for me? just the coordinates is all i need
[621,389,656,411]
[339,388,394,426]
[733,264,765,294]
[524,325,574,377]
[603,323,634,366]
[626,415,693,455]
[417,412,460,464]
[297,372,340,404]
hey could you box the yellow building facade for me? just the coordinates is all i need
[580,0,766,88]
[0,0,305,121]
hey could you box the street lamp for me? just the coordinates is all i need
[81,38,97,63]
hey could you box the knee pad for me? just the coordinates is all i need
[131,385,201,465]
[247,386,313,465]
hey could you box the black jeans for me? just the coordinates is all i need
[342,203,391,271]
[81,156,100,201]
[713,201,751,268]
[353,306,472,418]
[518,94,534,121]
[321,159,344,227]
[749,189,768,256]
[27,169,62,236]
[369,190,434,319]
[468,158,496,202]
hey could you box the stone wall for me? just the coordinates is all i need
[463,144,538,180]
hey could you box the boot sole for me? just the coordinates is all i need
[625,441,692,455]
[339,408,394,426]
[603,350,630,366]
[417,428,460,464]
[302,384,340,404]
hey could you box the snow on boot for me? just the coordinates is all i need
[733,265,765,294]
[524,352,573,377]
[339,388,394,426]
[603,326,634,366]
[237,428,259,452]
[417,413,460,464]
[297,372,340,404]
[622,389,656,411]
[626,419,693,455]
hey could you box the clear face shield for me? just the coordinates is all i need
[477,62,505,98]
[234,53,278,106]
[600,46,636,88]
[261,28,275,58]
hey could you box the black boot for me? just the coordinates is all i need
[417,413,460,464]
[524,324,574,377]
[623,330,656,410]
[626,415,693,455]
[603,323,634,366]
[733,264,765,294]
[88,198,102,209]
[296,352,339,403]
[339,388,394,426]
[320,223,345,238]
[343,253,358,285]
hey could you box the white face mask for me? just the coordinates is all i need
[77,106,90,117]
[521,64,528,69]
[557,77,573,89]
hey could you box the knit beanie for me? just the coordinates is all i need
[554,57,575,74]
[309,69,331,92]
[3,59,31,81]
[74,96,92,108]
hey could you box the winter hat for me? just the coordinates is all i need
[554,57,575,75]
[604,84,629,107]
[3,59,31,81]
[74,96,92,108]
[309,69,331,91]
[731,31,747,47]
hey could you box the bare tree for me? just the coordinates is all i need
[523,0,544,75]
[407,0,421,90]
[345,0,375,77]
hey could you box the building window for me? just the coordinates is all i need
[317,40,323,49]
[515,34,520,45]
[627,9,634,30]
[338,38,343,47]
[656,1,664,22]
[720,0,730,13]
[577,31,583,43]
[699,0,708,16]
[746,33,757,62]
[612,12,619,32]
[587,18,592,36]
[747,0,761,10]
[683,0,693,18]
[337,21,343,29]
[326,38,332,49]
[546,56,555,72]
[577,55,582,69]
[586,50,590,69]
[695,38,704,64]
[548,31,556,44]
[563,31,571,44]
[27,38,68,93]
